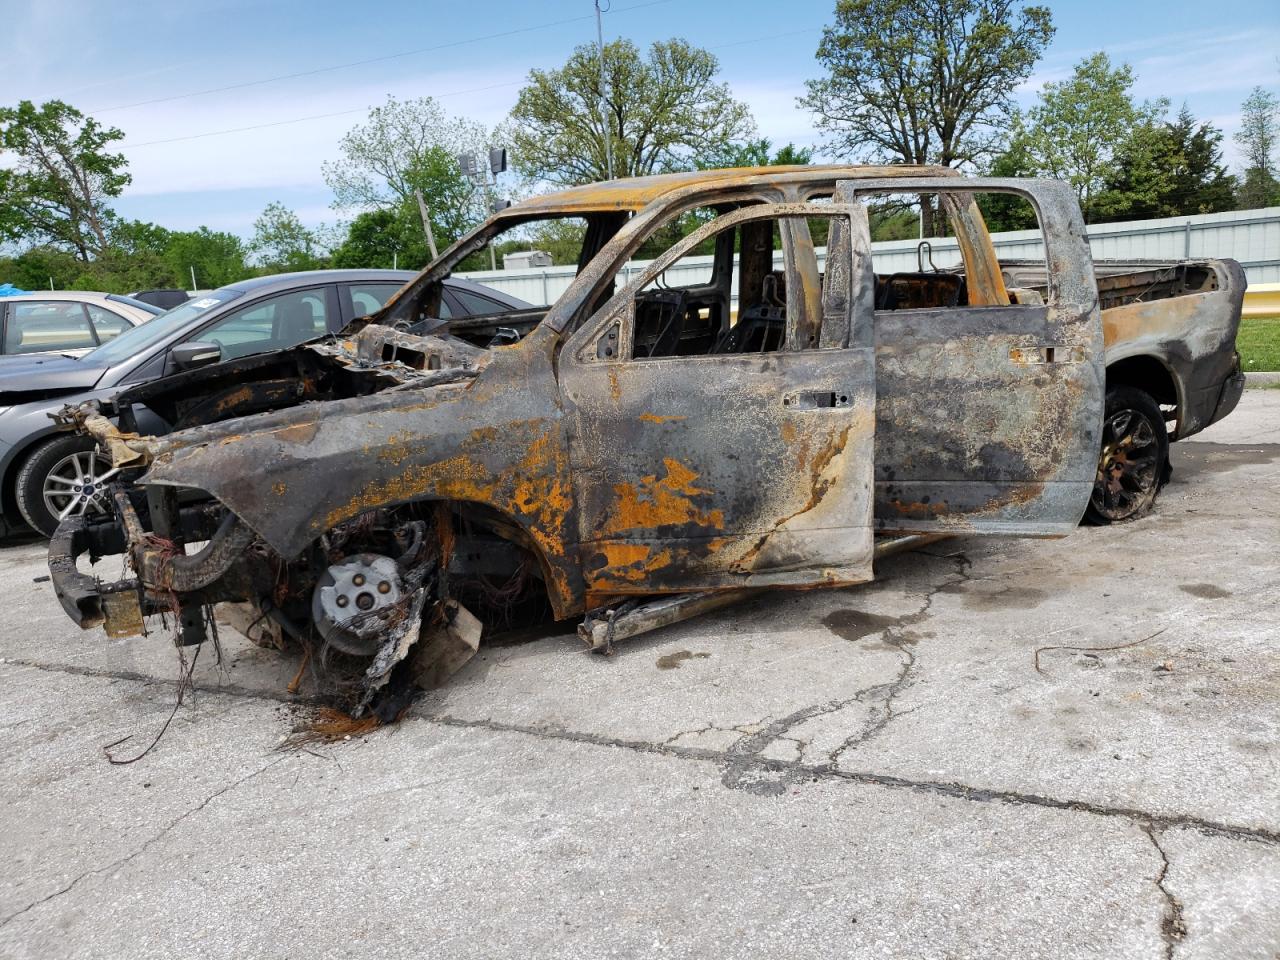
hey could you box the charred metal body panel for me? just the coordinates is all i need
[1002,256,1247,440]
[561,201,878,602]
[129,324,585,617]
[41,165,1243,710]
[846,177,1104,535]
[1098,260,1246,438]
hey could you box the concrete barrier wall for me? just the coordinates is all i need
[458,205,1280,306]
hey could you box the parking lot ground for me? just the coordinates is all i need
[1,390,1277,960]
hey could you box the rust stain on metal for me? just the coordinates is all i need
[1102,293,1202,350]
[602,458,724,536]
[274,422,319,445]
[324,455,493,530]
[378,431,416,465]
[212,385,256,417]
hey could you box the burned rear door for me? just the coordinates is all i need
[559,201,878,602]
[848,177,1104,535]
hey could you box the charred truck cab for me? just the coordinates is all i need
[46,167,1243,714]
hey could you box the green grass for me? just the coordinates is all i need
[1238,317,1280,372]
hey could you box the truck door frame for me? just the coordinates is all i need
[833,176,1105,536]
[557,200,879,603]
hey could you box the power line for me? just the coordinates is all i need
[118,80,524,149]
[88,0,676,115]
[710,26,822,50]
[113,19,828,153]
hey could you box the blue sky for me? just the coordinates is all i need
[8,0,1280,238]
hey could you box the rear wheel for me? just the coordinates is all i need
[1084,386,1169,525]
[15,435,119,537]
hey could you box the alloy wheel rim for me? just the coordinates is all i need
[41,450,120,523]
[1091,408,1160,520]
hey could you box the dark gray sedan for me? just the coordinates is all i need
[0,270,529,536]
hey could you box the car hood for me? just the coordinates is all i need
[0,354,106,398]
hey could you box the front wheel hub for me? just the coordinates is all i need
[312,554,405,656]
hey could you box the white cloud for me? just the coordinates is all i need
[732,79,820,148]
[1130,43,1279,99]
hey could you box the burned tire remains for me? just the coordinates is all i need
[1085,386,1170,525]
[256,506,530,718]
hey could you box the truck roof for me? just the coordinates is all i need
[508,164,960,215]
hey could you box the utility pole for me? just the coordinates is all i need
[414,189,439,261]
[190,265,198,292]
[595,0,614,180]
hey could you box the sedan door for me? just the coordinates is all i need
[2,301,100,356]
[165,285,340,375]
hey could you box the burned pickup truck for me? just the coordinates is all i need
[47,166,1245,715]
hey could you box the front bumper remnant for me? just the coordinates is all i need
[48,494,247,638]
[48,514,140,635]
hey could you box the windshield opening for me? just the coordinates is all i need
[82,290,243,366]
[393,212,628,350]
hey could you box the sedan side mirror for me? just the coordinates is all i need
[171,341,222,371]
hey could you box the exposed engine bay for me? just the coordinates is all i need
[50,322,554,722]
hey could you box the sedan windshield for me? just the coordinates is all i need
[82,290,243,366]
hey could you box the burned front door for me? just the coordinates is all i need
[559,202,878,603]
[850,178,1105,535]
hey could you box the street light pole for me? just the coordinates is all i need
[595,0,614,180]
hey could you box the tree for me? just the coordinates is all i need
[110,219,172,256]
[323,97,491,250]
[330,207,430,270]
[696,137,814,170]
[978,136,1040,231]
[97,219,173,289]
[1093,107,1236,221]
[506,38,755,185]
[0,246,85,291]
[164,227,249,288]
[1234,87,1280,209]
[0,100,131,260]
[1163,108,1237,214]
[0,221,248,293]
[250,203,326,273]
[1011,52,1165,219]
[801,0,1053,234]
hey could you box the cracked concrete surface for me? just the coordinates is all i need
[2,391,1278,959]
[1141,824,1188,960]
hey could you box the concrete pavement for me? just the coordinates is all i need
[1,391,1277,959]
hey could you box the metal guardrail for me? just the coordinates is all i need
[459,206,1280,306]
[1243,283,1280,319]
